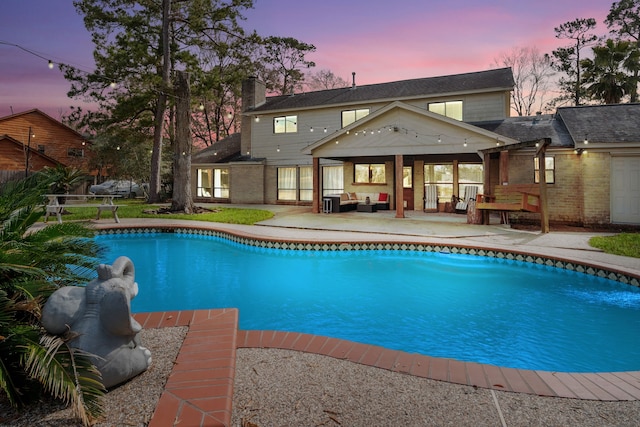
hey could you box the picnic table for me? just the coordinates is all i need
[44,194,123,224]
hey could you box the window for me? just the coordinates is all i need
[403,166,412,188]
[274,115,297,133]
[196,169,212,197]
[534,156,555,184]
[67,148,84,157]
[428,101,463,120]
[355,164,385,184]
[196,168,229,198]
[341,108,370,127]
[37,145,45,153]
[278,166,313,201]
[424,163,454,200]
[323,165,344,196]
[458,163,484,196]
[213,168,229,198]
[299,166,313,201]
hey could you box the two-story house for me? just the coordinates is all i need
[192,68,640,227]
[0,109,91,181]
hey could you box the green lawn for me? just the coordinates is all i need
[589,233,640,258]
[44,200,640,259]
[44,200,274,225]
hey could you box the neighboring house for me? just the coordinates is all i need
[0,109,91,180]
[192,68,640,227]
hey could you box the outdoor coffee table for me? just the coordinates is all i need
[357,203,377,213]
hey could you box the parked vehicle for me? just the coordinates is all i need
[89,180,147,198]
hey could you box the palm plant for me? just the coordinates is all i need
[581,39,638,104]
[0,172,106,425]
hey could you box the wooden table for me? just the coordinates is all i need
[44,194,123,223]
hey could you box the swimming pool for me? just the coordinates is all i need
[96,231,640,373]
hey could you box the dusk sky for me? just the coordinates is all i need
[1,0,615,119]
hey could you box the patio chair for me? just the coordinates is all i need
[453,185,478,213]
[424,184,438,212]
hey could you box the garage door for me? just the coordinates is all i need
[611,156,640,224]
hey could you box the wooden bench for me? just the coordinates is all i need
[44,195,124,224]
[476,184,540,223]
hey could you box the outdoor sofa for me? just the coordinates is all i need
[324,192,390,213]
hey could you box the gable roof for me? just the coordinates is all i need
[0,109,88,141]
[302,101,519,157]
[556,104,640,144]
[250,68,514,113]
[192,133,241,164]
[0,134,62,166]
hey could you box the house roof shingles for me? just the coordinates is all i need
[556,104,640,144]
[250,68,515,113]
[191,133,241,164]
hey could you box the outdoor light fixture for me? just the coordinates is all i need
[310,126,314,132]
[464,138,468,147]
[277,145,280,152]
[583,134,589,144]
[438,135,442,143]
[574,148,586,155]
[48,60,53,69]
[254,116,260,123]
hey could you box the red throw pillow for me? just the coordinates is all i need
[378,193,388,202]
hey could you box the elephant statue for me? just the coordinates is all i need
[42,256,152,388]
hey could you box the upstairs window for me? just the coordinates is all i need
[342,108,370,127]
[355,163,386,184]
[428,101,463,121]
[67,148,84,157]
[274,115,297,133]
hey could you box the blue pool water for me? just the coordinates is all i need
[96,233,640,373]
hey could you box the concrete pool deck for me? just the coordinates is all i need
[90,206,640,426]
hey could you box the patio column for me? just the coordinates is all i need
[482,152,491,224]
[536,139,550,233]
[312,157,320,214]
[499,150,509,184]
[395,154,404,218]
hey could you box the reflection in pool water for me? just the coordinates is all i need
[96,233,640,373]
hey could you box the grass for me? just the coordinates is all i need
[589,233,640,258]
[45,199,274,225]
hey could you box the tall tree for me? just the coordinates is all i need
[551,18,599,106]
[605,0,640,101]
[171,71,194,212]
[66,0,254,202]
[581,39,638,103]
[257,36,316,95]
[306,69,349,91]
[493,46,555,115]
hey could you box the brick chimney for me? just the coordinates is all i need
[241,77,266,157]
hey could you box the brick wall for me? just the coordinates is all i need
[581,152,611,225]
[229,163,264,203]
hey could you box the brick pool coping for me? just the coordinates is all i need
[134,309,640,427]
